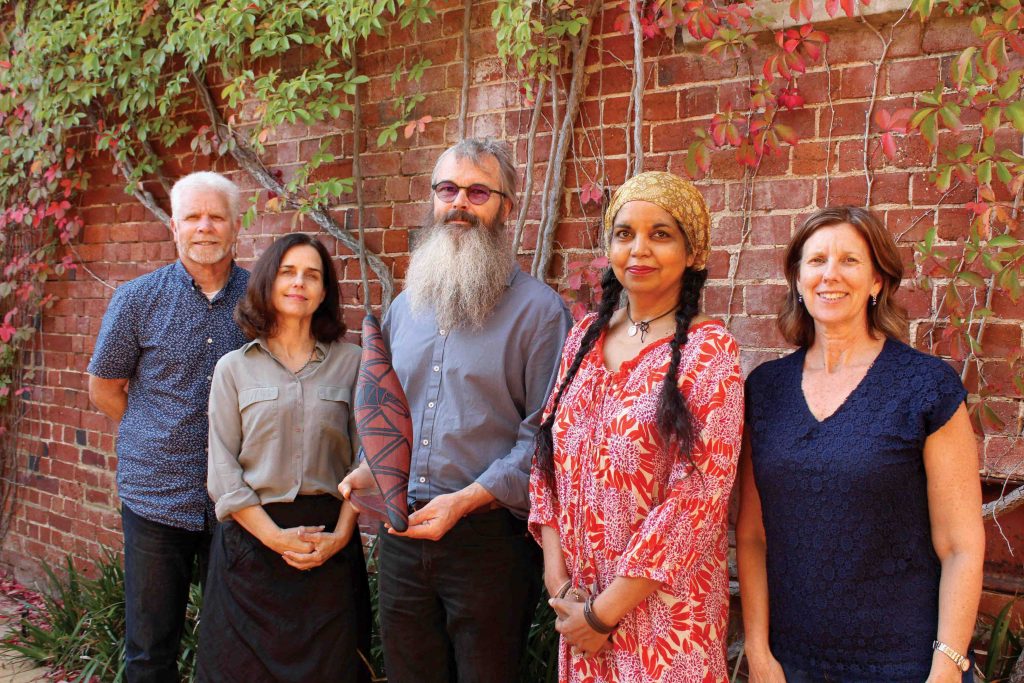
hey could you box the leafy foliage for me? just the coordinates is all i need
[908,0,1024,433]
[2,551,202,683]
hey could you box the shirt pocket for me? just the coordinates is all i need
[238,386,280,448]
[316,385,354,460]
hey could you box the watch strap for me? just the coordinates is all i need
[933,640,970,673]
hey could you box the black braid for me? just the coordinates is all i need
[535,268,622,492]
[655,268,708,474]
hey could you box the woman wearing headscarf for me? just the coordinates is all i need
[198,233,370,682]
[529,171,744,682]
[737,206,984,683]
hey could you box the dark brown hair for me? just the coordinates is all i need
[778,206,908,347]
[236,233,345,342]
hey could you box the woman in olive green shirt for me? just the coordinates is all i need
[198,233,369,682]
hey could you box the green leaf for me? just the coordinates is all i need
[957,271,986,287]
[1005,101,1024,132]
[989,234,1019,247]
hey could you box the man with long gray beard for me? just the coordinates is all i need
[342,138,571,682]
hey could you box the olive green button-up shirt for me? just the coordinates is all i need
[207,338,361,521]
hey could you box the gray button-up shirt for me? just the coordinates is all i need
[383,265,571,518]
[207,339,361,521]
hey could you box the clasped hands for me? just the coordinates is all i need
[267,524,350,571]
[547,578,612,657]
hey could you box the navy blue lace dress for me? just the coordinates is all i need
[746,337,967,682]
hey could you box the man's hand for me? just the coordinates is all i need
[389,492,467,541]
[338,462,377,510]
[389,482,497,541]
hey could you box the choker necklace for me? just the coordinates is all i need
[626,303,677,343]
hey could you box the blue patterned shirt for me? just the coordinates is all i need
[88,261,250,531]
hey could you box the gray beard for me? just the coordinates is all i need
[405,216,513,330]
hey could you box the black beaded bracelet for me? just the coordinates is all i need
[583,595,616,635]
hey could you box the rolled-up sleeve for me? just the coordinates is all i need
[476,305,572,512]
[207,356,260,520]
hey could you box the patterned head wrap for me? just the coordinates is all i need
[603,171,712,271]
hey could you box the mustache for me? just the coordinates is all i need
[442,210,480,227]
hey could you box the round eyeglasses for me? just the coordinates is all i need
[432,181,507,205]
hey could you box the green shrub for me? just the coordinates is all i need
[2,550,200,683]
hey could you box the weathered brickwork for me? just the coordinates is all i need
[3,3,1021,588]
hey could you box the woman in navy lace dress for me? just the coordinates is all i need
[737,207,984,683]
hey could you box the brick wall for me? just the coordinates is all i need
[3,2,1022,588]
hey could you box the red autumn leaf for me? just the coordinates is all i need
[880,132,897,160]
[778,87,805,109]
[0,61,11,69]
[0,308,17,343]
[591,255,609,269]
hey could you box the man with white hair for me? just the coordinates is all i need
[342,138,572,682]
[88,172,249,683]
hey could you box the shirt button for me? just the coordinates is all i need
[427,402,435,408]
[418,476,426,483]
[206,376,212,381]
[421,439,429,446]
[206,338,213,344]
[432,365,439,372]
[439,329,446,336]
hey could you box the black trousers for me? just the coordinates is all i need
[122,505,211,683]
[196,496,371,683]
[378,508,542,683]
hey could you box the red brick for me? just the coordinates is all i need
[748,214,793,247]
[679,86,718,118]
[839,64,882,100]
[922,15,982,54]
[751,179,813,211]
[888,58,940,95]
[744,284,789,315]
[792,141,834,176]
[821,101,871,136]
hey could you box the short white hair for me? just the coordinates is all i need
[170,171,241,222]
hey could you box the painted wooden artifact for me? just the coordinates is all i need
[354,313,411,532]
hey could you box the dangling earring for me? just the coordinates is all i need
[797,293,804,304]
[871,294,877,307]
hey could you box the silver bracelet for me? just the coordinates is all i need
[933,640,970,673]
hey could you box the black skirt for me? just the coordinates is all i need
[197,495,371,683]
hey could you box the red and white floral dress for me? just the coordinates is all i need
[529,315,743,683]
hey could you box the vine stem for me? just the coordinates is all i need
[860,9,909,205]
[351,51,372,316]
[458,0,472,140]
[628,0,644,177]
[190,71,394,308]
[533,62,560,274]
[513,77,547,255]
[532,0,601,281]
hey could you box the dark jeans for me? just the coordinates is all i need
[378,508,542,683]
[122,505,211,683]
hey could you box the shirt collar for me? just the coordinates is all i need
[506,262,520,287]
[173,259,242,302]
[244,338,329,361]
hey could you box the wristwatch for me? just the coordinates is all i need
[933,640,970,673]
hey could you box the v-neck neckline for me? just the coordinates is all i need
[797,337,890,425]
